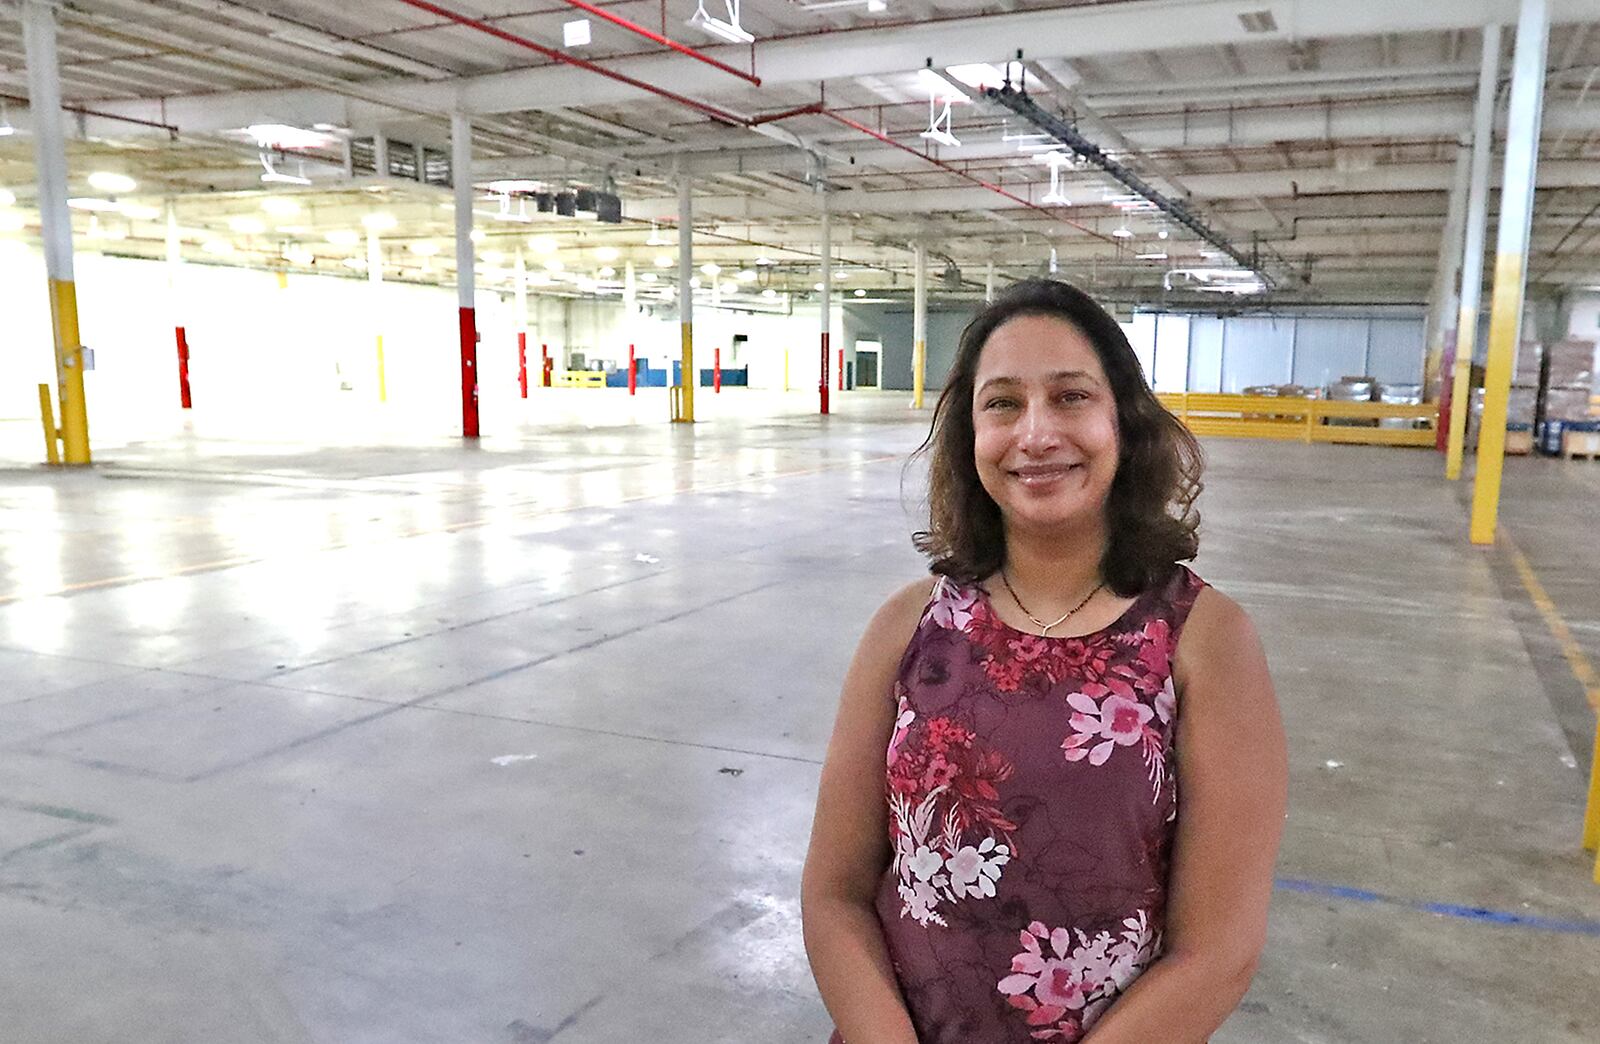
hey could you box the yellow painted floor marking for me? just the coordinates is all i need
[1504,534,1600,713]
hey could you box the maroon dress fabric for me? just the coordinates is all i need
[831,566,1207,1043]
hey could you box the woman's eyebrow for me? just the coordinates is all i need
[976,370,1098,395]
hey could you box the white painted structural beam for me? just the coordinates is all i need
[68,0,1600,135]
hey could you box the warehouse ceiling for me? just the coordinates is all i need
[1,0,1600,308]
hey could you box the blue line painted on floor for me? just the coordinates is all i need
[1274,877,1600,936]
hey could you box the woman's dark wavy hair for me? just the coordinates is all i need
[912,278,1203,597]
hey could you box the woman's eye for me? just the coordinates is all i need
[984,398,1016,410]
[1058,390,1090,404]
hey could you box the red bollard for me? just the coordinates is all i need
[175,326,192,409]
[628,343,637,396]
[838,348,844,391]
[714,347,722,394]
[459,307,480,439]
[541,343,552,387]
[820,331,830,415]
[518,332,528,399]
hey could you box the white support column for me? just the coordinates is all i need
[514,247,529,333]
[1470,0,1547,544]
[452,112,479,437]
[675,175,694,422]
[820,177,832,415]
[367,226,386,402]
[912,242,928,409]
[985,260,996,303]
[1424,141,1473,400]
[23,0,89,464]
[1445,23,1503,481]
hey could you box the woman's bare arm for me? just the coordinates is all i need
[802,579,933,1044]
[1082,587,1288,1043]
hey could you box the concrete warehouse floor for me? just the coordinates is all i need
[0,393,1596,1044]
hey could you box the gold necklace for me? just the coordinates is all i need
[1000,569,1104,637]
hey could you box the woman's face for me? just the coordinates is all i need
[970,314,1120,538]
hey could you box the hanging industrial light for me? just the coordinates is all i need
[688,0,753,43]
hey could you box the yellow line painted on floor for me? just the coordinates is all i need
[1504,535,1600,712]
[1503,532,1600,876]
[0,451,906,606]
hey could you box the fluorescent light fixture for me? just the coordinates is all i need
[655,254,673,268]
[283,245,315,266]
[228,215,267,235]
[201,239,234,256]
[68,197,120,211]
[544,258,564,272]
[482,249,506,265]
[362,212,398,232]
[754,254,774,265]
[646,222,666,246]
[942,63,1005,92]
[325,229,361,246]
[88,171,137,194]
[761,288,777,299]
[688,0,754,43]
[597,265,616,278]
[737,269,756,282]
[641,272,658,283]
[854,287,866,297]
[262,197,301,218]
[0,212,25,233]
[1157,228,1170,239]
[700,262,721,276]
[408,241,440,256]
[722,280,739,295]
[246,124,337,150]
[0,188,14,207]
[1136,252,1169,260]
[528,234,557,254]
[563,19,591,47]
[1112,226,1134,239]
[813,282,825,291]
[594,245,620,262]
[114,201,158,220]
[342,256,367,271]
[469,229,486,244]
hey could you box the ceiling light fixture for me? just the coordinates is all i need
[595,246,620,262]
[646,222,666,246]
[88,171,137,194]
[0,212,26,233]
[597,265,616,278]
[918,62,963,148]
[563,18,591,47]
[1136,251,1169,261]
[0,101,14,137]
[362,212,398,232]
[688,0,754,44]
[118,202,161,220]
[228,215,267,235]
[1036,150,1071,206]
[245,124,337,150]
[409,241,440,256]
[754,254,774,266]
[1112,225,1134,239]
[699,262,721,276]
[67,197,120,212]
[641,272,658,283]
[736,269,756,282]
[261,197,301,218]
[528,234,557,254]
[655,254,673,268]
[761,288,777,299]
[0,188,15,207]
[1158,228,1170,240]
[326,229,361,247]
[854,287,866,297]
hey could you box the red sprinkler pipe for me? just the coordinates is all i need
[518,332,528,398]
[552,0,759,86]
[811,110,1117,243]
[628,343,637,395]
[395,0,749,125]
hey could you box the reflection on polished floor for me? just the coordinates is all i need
[1,394,1596,1043]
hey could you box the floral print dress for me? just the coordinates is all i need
[833,566,1206,1044]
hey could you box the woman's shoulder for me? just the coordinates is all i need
[1172,578,1264,680]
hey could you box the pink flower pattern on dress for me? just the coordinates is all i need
[858,567,1206,1044]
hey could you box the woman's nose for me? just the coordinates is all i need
[1016,402,1061,451]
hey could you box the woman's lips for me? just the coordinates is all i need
[1009,463,1082,486]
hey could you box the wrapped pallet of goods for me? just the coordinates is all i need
[1327,377,1376,427]
[1537,338,1598,456]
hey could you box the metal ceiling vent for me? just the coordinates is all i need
[1238,9,1278,33]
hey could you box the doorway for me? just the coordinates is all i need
[854,341,881,389]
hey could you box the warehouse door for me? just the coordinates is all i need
[855,341,881,388]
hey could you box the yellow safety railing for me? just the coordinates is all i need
[553,370,607,388]
[1157,392,1439,448]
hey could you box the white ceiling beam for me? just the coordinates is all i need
[68,0,1600,136]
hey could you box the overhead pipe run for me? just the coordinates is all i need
[982,78,1270,286]
[551,0,760,86]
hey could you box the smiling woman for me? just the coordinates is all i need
[802,279,1287,1044]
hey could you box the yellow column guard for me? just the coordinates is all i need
[37,383,60,465]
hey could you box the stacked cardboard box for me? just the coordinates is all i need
[1542,339,1597,420]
